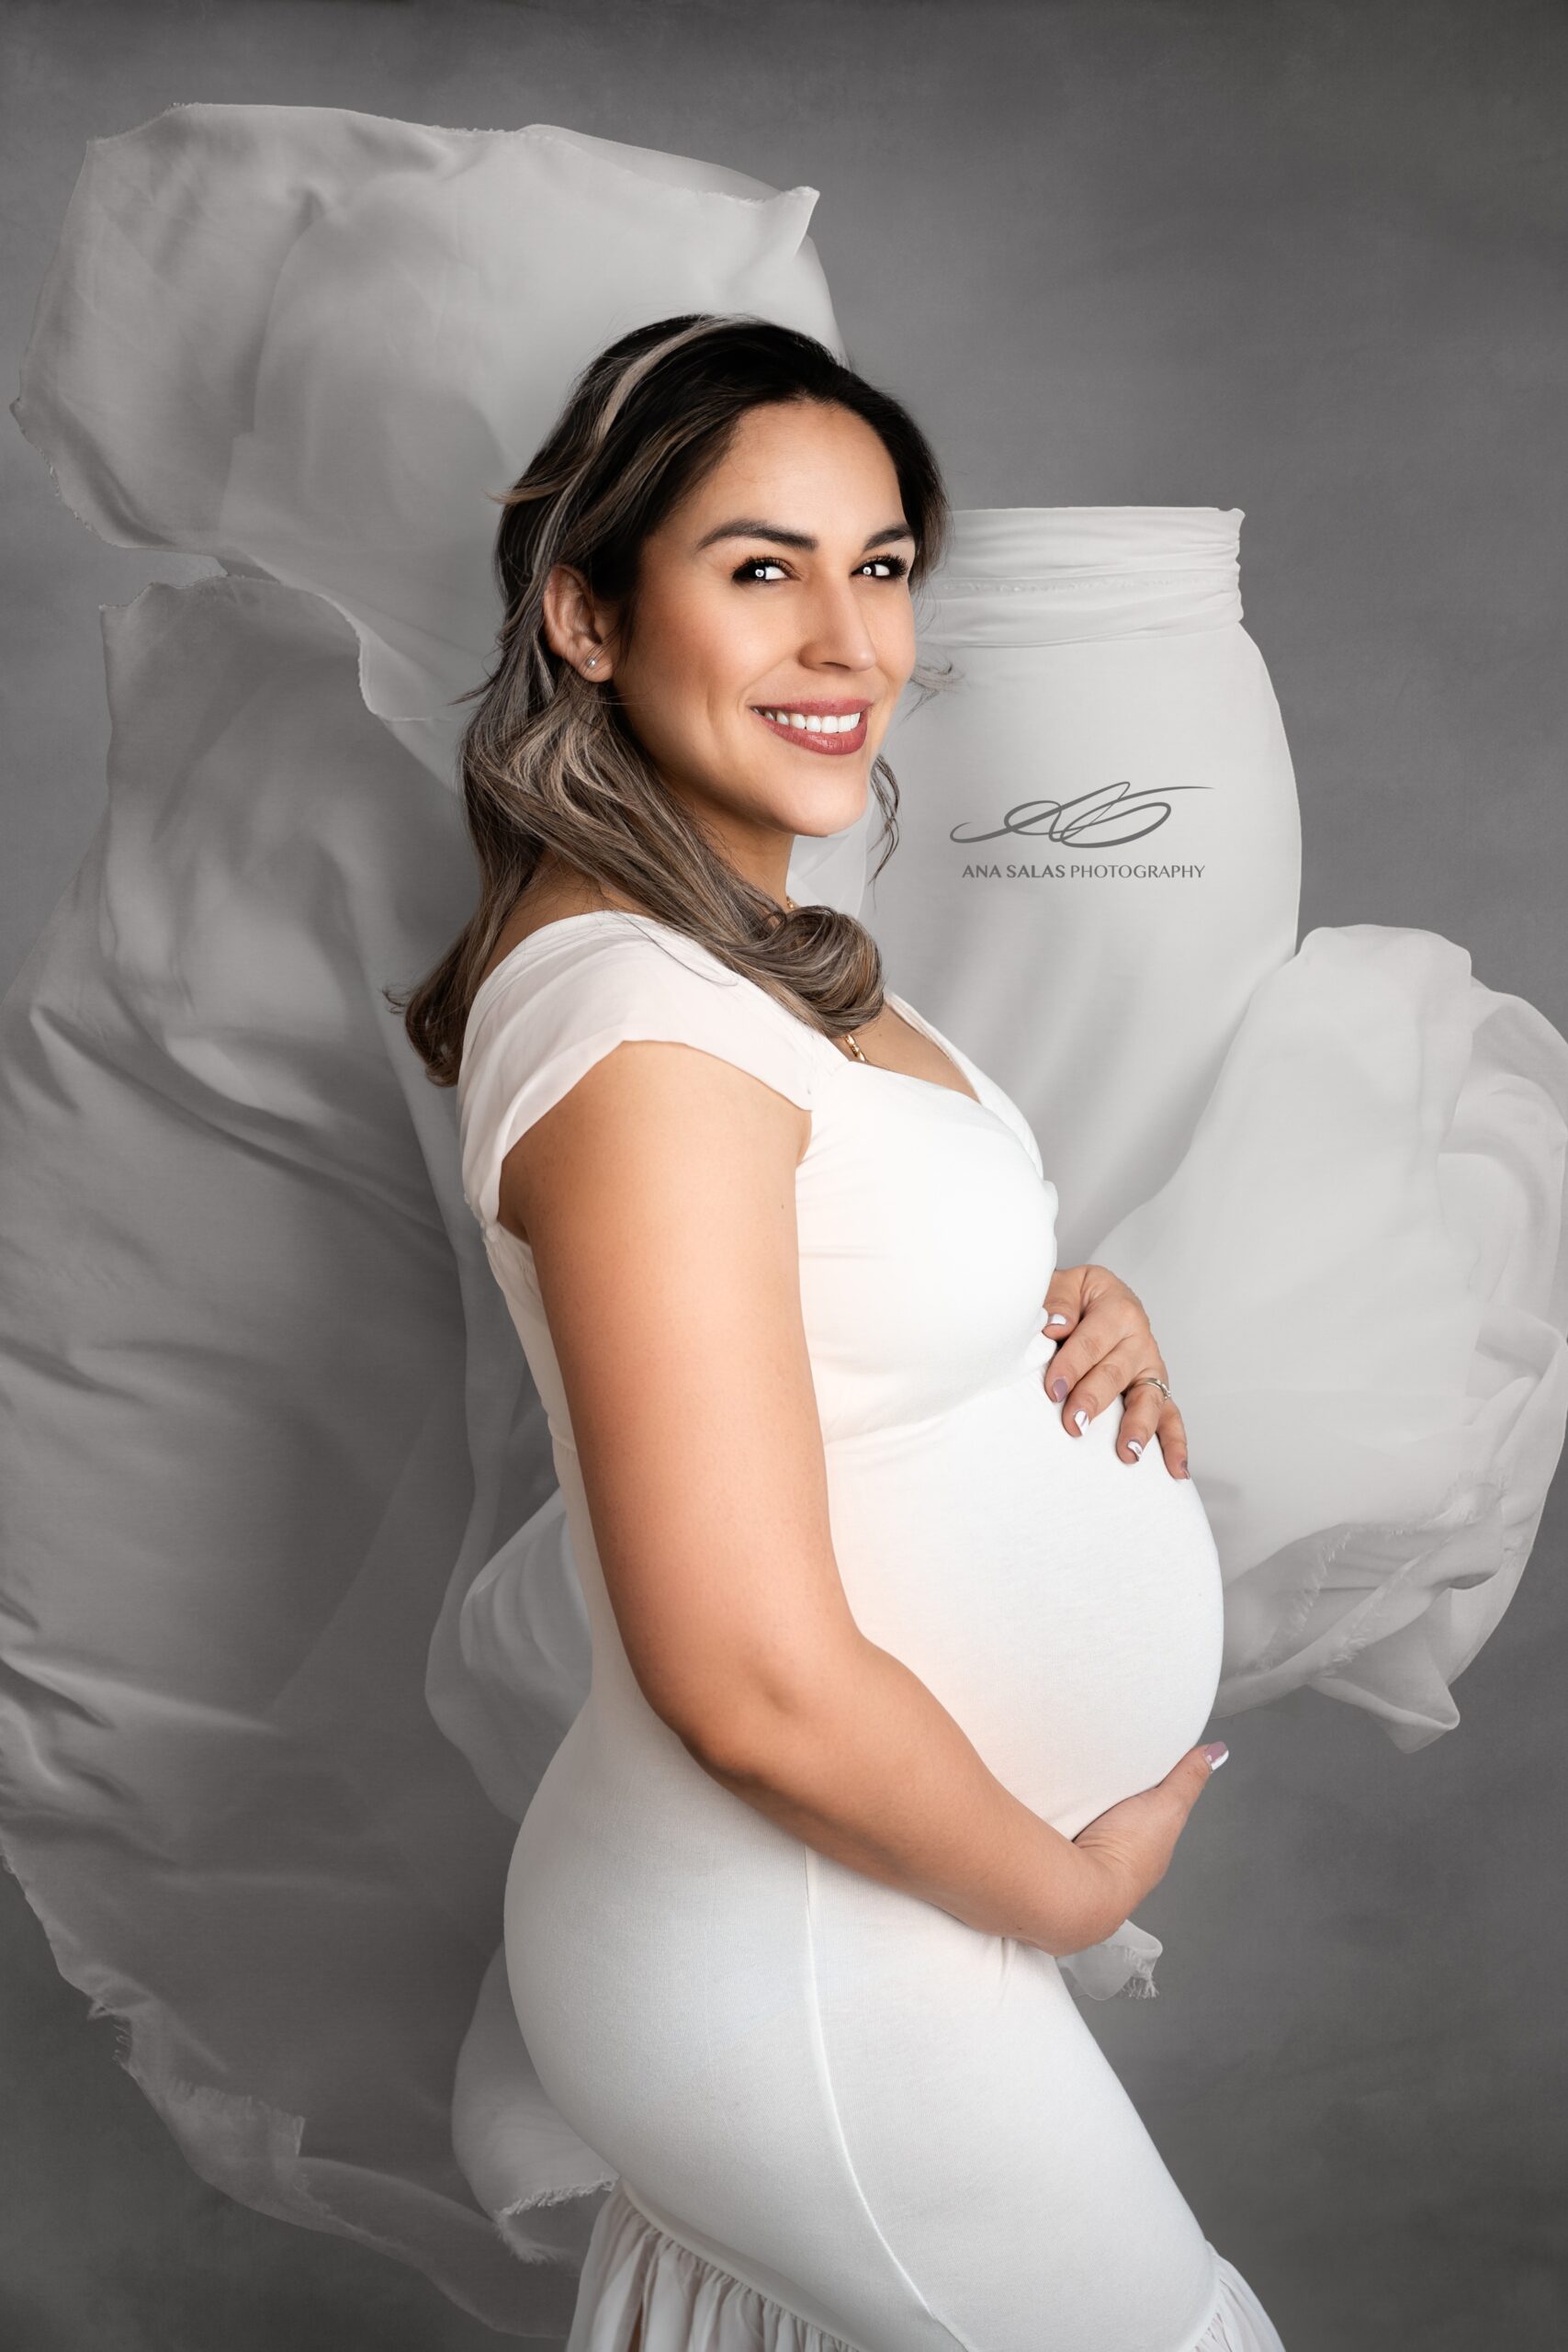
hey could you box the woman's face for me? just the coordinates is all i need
[559,399,919,885]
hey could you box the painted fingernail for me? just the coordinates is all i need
[1074,1408,1089,1432]
[1202,1742,1229,1770]
[1049,1377,1067,1401]
[1046,1313,1068,1326]
[1127,1438,1144,1456]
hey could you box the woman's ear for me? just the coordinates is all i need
[541,560,614,678]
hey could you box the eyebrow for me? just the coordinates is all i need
[694,518,917,554]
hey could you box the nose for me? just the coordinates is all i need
[795,575,880,673]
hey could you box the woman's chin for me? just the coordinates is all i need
[769,774,870,842]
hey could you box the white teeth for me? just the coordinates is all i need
[759,708,862,734]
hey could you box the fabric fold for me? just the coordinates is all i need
[4,104,859,2332]
[869,503,1303,1266]
[561,2184,1284,2352]
[10,101,845,797]
[1088,922,1568,1749]
[0,575,570,2332]
[565,2186,863,2351]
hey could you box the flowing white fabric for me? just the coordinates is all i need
[4,102,851,2334]
[870,504,1303,1264]
[847,510,1568,1747]
[13,104,842,807]
[2,95,1564,2342]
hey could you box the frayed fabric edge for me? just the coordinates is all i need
[1186,2248,1290,2352]
[0,1831,565,2335]
[1058,1914,1164,2002]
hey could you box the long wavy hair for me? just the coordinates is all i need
[395,313,955,1086]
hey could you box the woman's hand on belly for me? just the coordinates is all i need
[1039,1262,1189,1476]
[691,1628,1182,1962]
[1070,1741,1230,1929]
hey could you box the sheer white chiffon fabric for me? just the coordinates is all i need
[3,99,1565,2344]
[866,508,1568,1744]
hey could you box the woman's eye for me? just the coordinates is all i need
[731,553,910,584]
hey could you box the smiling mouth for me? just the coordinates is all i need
[750,707,869,756]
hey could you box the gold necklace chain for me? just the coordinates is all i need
[783,894,869,1065]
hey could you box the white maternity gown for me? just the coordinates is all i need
[457,910,1283,2351]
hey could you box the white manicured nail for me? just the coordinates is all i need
[1074,1408,1089,1431]
[1127,1438,1144,1456]
[1047,1313,1068,1326]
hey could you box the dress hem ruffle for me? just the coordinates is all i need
[564,2181,1285,2351]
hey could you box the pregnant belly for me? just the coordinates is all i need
[822,1368,1225,1837]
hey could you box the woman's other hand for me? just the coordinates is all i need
[1069,1742,1229,1938]
[1039,1263,1190,1477]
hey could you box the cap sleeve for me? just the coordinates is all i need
[458,921,818,1232]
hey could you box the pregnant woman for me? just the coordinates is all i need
[421,313,1283,2348]
[15,102,1562,2350]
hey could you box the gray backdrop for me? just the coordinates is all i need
[3,2,1564,2346]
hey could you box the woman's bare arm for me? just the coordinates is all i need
[502,1039,1190,1956]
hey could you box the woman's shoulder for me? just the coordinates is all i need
[457,906,819,1232]
[465,907,811,1059]
[475,881,652,988]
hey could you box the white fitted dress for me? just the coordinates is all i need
[458,909,1286,2352]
